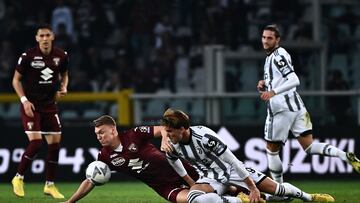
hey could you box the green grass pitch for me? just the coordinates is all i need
[1,180,359,202]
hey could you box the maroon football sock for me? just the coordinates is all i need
[45,143,60,181]
[17,139,43,175]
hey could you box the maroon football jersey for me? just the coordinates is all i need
[98,126,197,187]
[15,46,68,112]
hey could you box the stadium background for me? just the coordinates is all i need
[0,0,359,183]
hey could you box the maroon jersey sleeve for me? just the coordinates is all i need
[15,52,30,74]
[57,48,69,73]
[131,126,154,142]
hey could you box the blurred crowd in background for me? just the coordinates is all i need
[0,0,359,124]
[1,0,359,93]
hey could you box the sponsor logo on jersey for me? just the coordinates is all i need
[39,67,54,83]
[111,157,125,166]
[31,61,45,69]
[134,126,150,133]
[128,143,138,152]
[34,56,43,60]
[110,153,118,158]
[53,57,60,66]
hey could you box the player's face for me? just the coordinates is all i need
[262,30,279,53]
[94,125,117,147]
[165,126,183,144]
[36,28,55,53]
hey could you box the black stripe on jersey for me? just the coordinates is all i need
[293,92,301,110]
[183,142,208,177]
[207,153,230,181]
[295,91,305,107]
[269,56,274,90]
[192,132,202,140]
[284,94,294,112]
[267,102,274,140]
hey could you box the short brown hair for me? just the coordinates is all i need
[93,115,116,127]
[160,108,190,129]
[263,24,281,38]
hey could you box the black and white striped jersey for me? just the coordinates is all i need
[263,47,305,114]
[167,126,249,184]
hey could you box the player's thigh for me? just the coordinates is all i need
[291,109,313,139]
[176,189,189,203]
[41,112,62,143]
[21,107,41,137]
[264,112,293,143]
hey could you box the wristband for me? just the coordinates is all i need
[20,96,28,103]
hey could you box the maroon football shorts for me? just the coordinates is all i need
[20,105,61,134]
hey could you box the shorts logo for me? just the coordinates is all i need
[128,143,138,152]
[111,157,125,166]
[27,122,34,130]
[53,58,60,66]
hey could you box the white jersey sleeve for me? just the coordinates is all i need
[219,149,250,180]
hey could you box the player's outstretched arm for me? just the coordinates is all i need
[62,179,95,203]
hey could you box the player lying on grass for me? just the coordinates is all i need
[160,108,336,203]
[62,115,247,203]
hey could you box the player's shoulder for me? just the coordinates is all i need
[21,46,39,58]
[52,47,68,57]
[275,47,290,57]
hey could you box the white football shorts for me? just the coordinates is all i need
[264,108,313,143]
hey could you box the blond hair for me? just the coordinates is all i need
[160,108,190,129]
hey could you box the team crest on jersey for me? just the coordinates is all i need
[31,61,45,69]
[27,122,34,130]
[111,157,126,166]
[53,58,60,66]
[128,143,138,152]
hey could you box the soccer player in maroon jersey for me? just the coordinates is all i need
[11,24,69,199]
[63,115,199,203]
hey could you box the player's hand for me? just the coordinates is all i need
[56,87,67,100]
[248,187,262,203]
[23,101,35,117]
[260,90,275,102]
[257,80,266,92]
[161,136,174,153]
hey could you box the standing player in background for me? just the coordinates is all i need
[257,24,360,184]
[11,24,69,199]
[160,108,335,203]
[63,115,200,203]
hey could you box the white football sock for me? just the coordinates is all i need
[187,190,240,203]
[275,182,311,201]
[266,149,283,183]
[305,142,347,161]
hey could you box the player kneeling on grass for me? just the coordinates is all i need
[62,115,203,203]
[160,108,336,203]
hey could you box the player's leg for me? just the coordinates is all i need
[264,112,292,183]
[187,181,252,203]
[12,109,42,197]
[293,110,359,172]
[257,177,334,202]
[42,113,64,199]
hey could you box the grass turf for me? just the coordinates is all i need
[1,180,359,202]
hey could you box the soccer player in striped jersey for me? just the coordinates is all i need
[257,24,360,184]
[160,108,335,203]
